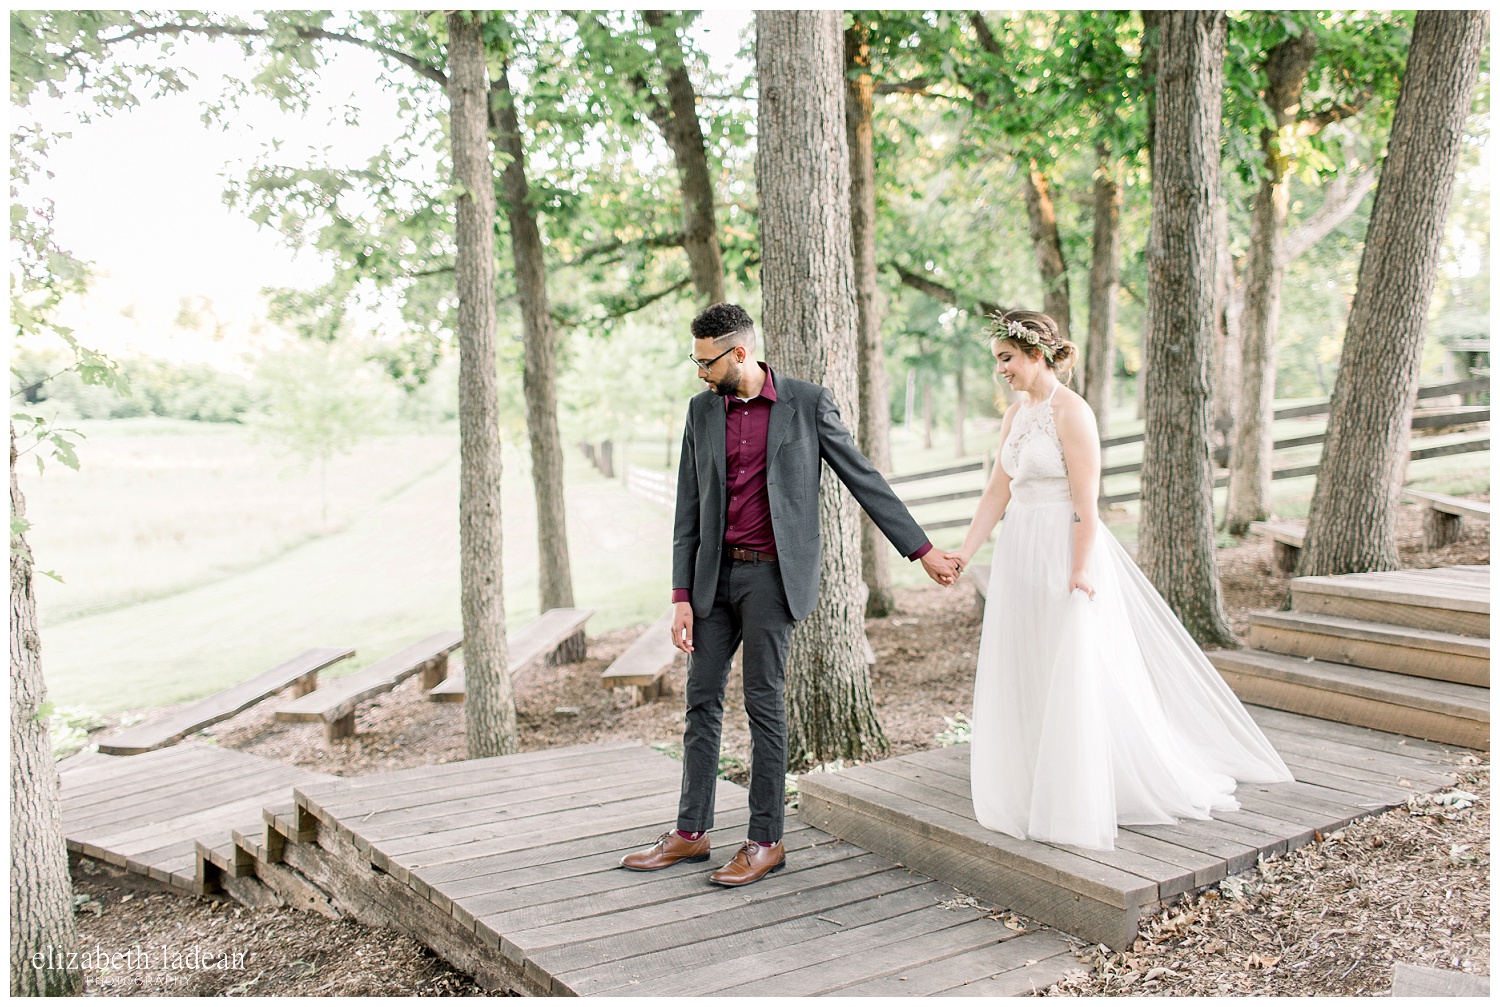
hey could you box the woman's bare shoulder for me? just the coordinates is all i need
[1051,387,1097,431]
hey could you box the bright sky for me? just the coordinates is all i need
[21,12,755,373]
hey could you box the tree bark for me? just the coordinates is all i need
[491,62,575,612]
[641,11,726,304]
[845,18,895,618]
[922,379,934,449]
[1084,150,1121,440]
[1299,10,1487,576]
[1022,166,1072,342]
[10,427,84,996]
[1226,32,1317,536]
[954,360,966,458]
[757,9,887,765]
[447,13,517,760]
[1139,10,1235,647]
[1210,193,1238,467]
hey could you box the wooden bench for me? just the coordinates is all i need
[428,608,593,703]
[1403,489,1491,549]
[1249,520,1307,574]
[97,648,354,756]
[276,631,462,741]
[602,609,677,706]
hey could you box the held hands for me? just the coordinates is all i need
[919,550,964,587]
[670,601,695,653]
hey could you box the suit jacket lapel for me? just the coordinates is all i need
[705,396,726,487]
[765,384,795,466]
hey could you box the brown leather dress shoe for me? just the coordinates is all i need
[708,840,785,886]
[619,830,711,871]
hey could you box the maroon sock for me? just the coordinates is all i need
[756,840,777,847]
[676,830,703,841]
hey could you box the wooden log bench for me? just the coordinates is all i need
[97,647,354,756]
[1402,489,1491,549]
[601,609,676,706]
[276,631,463,741]
[1249,520,1307,575]
[428,608,593,703]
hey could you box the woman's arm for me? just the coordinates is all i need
[955,404,1018,567]
[1054,393,1102,597]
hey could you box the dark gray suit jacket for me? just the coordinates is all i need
[673,370,929,621]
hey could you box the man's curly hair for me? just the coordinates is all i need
[691,303,756,345]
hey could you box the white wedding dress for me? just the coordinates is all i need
[969,384,1293,851]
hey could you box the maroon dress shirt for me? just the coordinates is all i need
[672,364,930,604]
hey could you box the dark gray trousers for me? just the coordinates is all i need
[676,557,796,844]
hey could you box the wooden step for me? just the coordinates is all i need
[1208,649,1488,751]
[1289,569,1489,637]
[1247,611,1489,687]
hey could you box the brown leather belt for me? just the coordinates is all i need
[727,547,777,564]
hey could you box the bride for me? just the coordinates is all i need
[945,310,1293,851]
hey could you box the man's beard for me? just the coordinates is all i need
[709,360,743,397]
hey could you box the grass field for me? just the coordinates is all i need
[24,401,1486,714]
[25,421,673,713]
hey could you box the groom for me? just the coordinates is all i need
[620,302,959,886]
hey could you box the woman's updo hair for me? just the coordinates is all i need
[985,309,1079,379]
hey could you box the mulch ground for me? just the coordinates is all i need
[65,505,1488,996]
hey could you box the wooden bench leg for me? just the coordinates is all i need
[1272,541,1300,576]
[419,654,450,691]
[290,672,319,698]
[548,630,587,667]
[324,712,356,742]
[1423,509,1462,549]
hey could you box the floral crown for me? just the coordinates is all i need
[985,312,1055,361]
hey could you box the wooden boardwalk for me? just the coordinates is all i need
[1212,564,1489,749]
[277,741,1079,996]
[58,743,333,893]
[799,705,1472,949]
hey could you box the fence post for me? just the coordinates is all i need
[600,440,614,478]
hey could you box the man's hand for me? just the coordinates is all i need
[920,550,960,587]
[670,601,695,653]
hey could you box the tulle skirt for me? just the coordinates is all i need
[969,500,1293,851]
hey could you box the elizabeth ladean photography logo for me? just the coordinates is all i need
[33,944,247,972]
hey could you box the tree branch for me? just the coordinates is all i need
[1307,94,1370,131]
[1284,169,1377,261]
[968,11,1002,57]
[97,20,448,86]
[874,76,934,95]
[884,262,1005,318]
[563,231,685,268]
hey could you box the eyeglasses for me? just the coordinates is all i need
[687,345,739,371]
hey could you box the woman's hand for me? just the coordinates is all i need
[1068,571,1095,600]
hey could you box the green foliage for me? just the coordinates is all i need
[253,340,397,478]
[935,711,972,747]
[47,705,106,760]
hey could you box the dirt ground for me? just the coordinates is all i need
[66,504,1488,996]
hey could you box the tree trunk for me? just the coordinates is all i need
[448,13,518,760]
[1299,10,1487,577]
[492,62,575,612]
[757,9,887,765]
[1139,10,1235,647]
[1022,166,1072,342]
[954,360,966,458]
[922,379,934,449]
[1210,194,1237,467]
[1084,150,1121,440]
[1226,33,1317,536]
[642,11,726,304]
[10,426,85,996]
[845,18,895,618]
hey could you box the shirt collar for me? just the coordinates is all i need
[725,362,777,407]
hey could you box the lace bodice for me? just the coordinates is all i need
[1000,384,1071,505]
